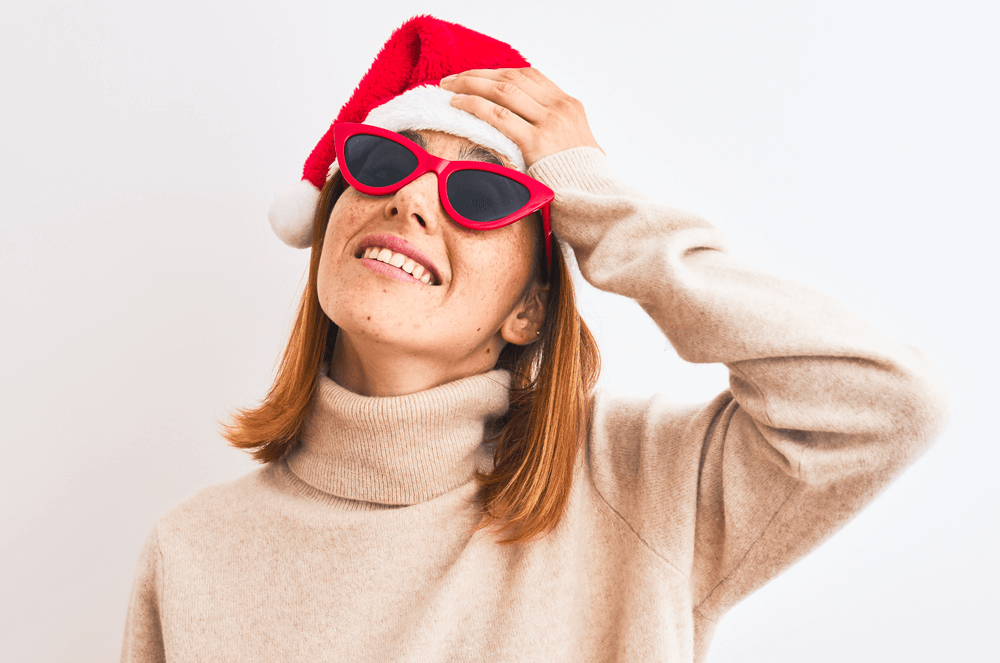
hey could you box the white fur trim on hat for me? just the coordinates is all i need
[267,179,320,249]
[363,85,526,171]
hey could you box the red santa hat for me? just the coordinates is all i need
[268,16,532,249]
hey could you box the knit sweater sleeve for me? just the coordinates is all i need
[120,524,167,663]
[527,148,950,633]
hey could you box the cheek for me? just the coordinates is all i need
[452,228,534,310]
[317,198,365,301]
[325,197,362,248]
[321,194,378,265]
[496,224,536,284]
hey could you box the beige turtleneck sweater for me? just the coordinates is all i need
[120,148,949,662]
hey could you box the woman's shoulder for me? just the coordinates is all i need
[153,464,280,540]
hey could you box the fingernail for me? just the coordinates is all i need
[451,93,467,99]
[441,74,457,83]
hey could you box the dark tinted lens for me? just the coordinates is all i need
[343,134,419,188]
[446,170,531,223]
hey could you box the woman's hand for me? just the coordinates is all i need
[440,67,603,170]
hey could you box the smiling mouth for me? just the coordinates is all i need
[356,246,439,285]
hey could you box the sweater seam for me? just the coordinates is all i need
[692,386,802,612]
[694,479,800,613]
[590,475,688,578]
[692,603,717,624]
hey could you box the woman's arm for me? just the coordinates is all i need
[445,69,951,628]
[530,146,949,616]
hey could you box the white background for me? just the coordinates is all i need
[1,1,997,661]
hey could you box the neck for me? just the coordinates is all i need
[330,328,506,397]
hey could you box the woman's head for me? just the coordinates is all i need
[224,16,601,545]
[317,129,549,395]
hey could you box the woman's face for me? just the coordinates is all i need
[317,129,547,384]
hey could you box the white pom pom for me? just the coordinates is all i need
[267,180,321,249]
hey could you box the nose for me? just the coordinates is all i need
[384,172,445,231]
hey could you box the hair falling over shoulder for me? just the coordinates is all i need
[218,174,343,465]
[219,172,601,546]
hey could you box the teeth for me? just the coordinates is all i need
[361,246,436,285]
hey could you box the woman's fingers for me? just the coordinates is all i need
[447,93,536,152]
[440,70,549,124]
[442,68,558,110]
[443,67,603,169]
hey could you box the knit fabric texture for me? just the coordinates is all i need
[120,148,950,663]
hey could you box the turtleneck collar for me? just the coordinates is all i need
[284,364,512,506]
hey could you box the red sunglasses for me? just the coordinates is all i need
[333,122,553,277]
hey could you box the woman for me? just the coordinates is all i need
[121,16,949,662]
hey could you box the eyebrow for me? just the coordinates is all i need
[458,144,505,168]
[399,129,506,168]
[398,129,426,148]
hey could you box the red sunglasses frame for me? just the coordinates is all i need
[333,122,553,277]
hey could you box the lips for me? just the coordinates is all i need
[355,233,442,285]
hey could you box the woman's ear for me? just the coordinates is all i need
[500,281,550,345]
